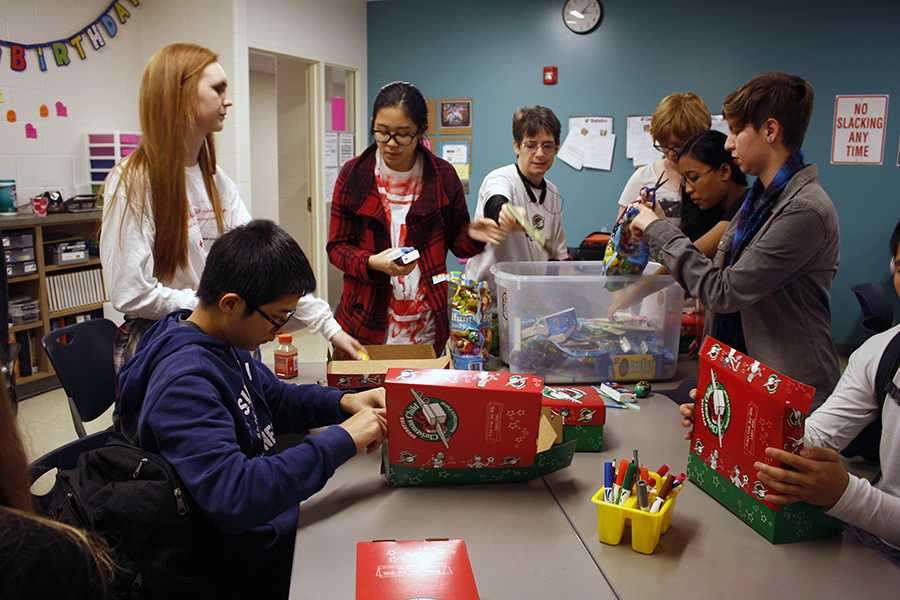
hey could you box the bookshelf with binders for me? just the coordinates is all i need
[2,212,106,399]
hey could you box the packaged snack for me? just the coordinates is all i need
[448,272,492,370]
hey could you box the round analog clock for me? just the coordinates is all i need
[562,0,603,35]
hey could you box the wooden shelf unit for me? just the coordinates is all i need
[3,212,104,398]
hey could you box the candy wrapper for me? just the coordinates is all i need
[603,182,661,284]
[448,272,493,370]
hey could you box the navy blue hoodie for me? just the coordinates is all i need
[118,310,357,555]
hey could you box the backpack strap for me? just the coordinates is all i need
[874,329,900,409]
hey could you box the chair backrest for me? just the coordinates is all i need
[29,429,120,484]
[851,283,894,334]
[42,319,118,422]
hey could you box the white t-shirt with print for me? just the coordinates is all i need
[616,159,682,227]
[374,150,435,346]
[100,163,341,338]
[464,164,567,290]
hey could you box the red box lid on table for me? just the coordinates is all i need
[541,385,606,426]
[385,369,544,469]
[356,538,479,600]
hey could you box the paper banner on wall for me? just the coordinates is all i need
[338,133,354,166]
[55,101,68,117]
[627,115,663,167]
[25,123,37,139]
[0,0,142,73]
[711,114,730,136]
[0,90,4,104]
[324,132,339,168]
[331,97,346,132]
[325,167,339,203]
[831,95,889,165]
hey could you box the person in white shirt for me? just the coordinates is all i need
[100,43,365,367]
[680,219,900,563]
[464,105,568,290]
[616,92,712,228]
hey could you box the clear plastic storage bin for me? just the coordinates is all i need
[491,261,684,383]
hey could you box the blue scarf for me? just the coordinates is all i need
[712,151,806,351]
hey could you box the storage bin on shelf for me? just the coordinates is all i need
[491,261,684,383]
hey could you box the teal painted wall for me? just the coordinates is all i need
[367,0,900,345]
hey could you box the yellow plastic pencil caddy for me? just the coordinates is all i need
[590,470,683,554]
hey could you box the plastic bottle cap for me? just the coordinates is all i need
[277,334,293,343]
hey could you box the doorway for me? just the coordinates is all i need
[248,50,315,266]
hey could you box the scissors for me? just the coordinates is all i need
[642,171,668,210]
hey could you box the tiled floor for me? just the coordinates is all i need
[16,330,327,462]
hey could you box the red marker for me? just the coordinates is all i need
[656,464,670,478]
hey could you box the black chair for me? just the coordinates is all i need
[29,429,120,482]
[851,283,894,339]
[42,319,118,438]
[29,429,121,514]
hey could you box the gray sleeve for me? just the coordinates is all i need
[644,205,829,314]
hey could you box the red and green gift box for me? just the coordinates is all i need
[688,337,842,543]
[541,385,606,451]
[383,368,575,486]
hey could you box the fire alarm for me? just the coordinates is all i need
[543,66,558,85]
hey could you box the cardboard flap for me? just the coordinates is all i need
[329,344,449,376]
[537,407,564,453]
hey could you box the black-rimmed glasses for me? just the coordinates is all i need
[682,168,714,185]
[373,129,418,146]
[653,142,683,156]
[254,307,295,334]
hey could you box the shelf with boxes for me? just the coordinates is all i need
[2,212,106,398]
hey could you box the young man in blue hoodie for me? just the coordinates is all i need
[117,220,387,598]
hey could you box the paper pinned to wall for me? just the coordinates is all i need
[325,167,339,202]
[331,96,346,131]
[325,132,339,168]
[562,116,615,171]
[711,114,730,135]
[0,90,4,103]
[453,163,470,181]
[583,133,615,171]
[338,132,355,166]
[55,101,68,118]
[557,129,586,170]
[441,141,469,164]
[627,115,662,166]
[25,123,37,139]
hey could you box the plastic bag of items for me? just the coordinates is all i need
[448,272,492,370]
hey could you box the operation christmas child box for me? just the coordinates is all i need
[356,539,479,600]
[688,337,842,543]
[383,368,575,486]
[541,385,606,451]
[327,344,451,390]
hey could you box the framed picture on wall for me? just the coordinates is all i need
[440,98,473,133]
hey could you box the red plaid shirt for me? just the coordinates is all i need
[328,143,484,352]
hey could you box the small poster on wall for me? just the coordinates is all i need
[831,95,889,165]
[440,98,472,134]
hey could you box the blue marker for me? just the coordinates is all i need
[603,461,615,503]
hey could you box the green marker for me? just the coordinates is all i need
[619,463,637,505]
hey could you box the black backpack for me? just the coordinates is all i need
[842,329,900,463]
[38,435,222,600]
